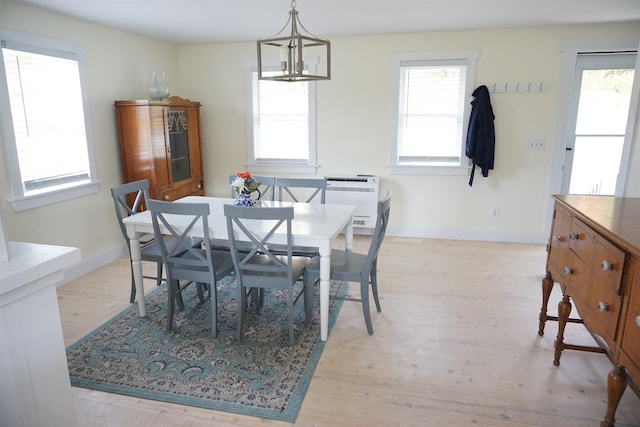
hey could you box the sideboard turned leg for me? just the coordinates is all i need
[600,365,628,427]
[539,272,554,336]
[553,294,571,366]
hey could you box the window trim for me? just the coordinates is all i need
[0,28,99,212]
[243,58,318,175]
[388,50,479,176]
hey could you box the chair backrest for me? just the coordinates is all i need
[224,204,296,286]
[148,200,214,283]
[110,180,151,245]
[277,177,326,203]
[362,191,392,275]
[228,174,277,201]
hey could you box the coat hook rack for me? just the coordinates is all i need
[488,82,545,93]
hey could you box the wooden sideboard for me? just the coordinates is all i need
[539,195,640,427]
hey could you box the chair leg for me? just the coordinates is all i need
[288,288,295,346]
[370,261,382,312]
[155,262,163,287]
[237,282,246,342]
[360,278,374,335]
[196,282,205,303]
[303,272,315,325]
[175,283,186,311]
[210,282,218,338]
[166,279,178,331]
[129,266,137,303]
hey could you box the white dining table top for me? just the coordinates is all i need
[123,196,356,246]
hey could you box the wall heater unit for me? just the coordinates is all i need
[325,175,380,230]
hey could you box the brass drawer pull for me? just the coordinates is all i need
[601,260,614,271]
[597,302,610,312]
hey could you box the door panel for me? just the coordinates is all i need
[561,53,636,195]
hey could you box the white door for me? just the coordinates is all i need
[561,52,636,195]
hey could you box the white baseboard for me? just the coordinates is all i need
[58,243,128,287]
[387,226,548,245]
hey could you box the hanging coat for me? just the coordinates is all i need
[465,85,495,186]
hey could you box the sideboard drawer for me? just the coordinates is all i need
[588,233,625,347]
[569,218,594,265]
[591,233,625,292]
[548,204,573,281]
[563,252,590,316]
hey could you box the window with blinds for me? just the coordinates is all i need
[389,50,478,175]
[251,70,310,161]
[0,29,98,211]
[244,60,317,174]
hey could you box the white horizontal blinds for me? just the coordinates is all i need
[1,41,90,193]
[397,59,467,165]
[252,70,309,161]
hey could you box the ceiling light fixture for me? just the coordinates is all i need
[257,0,331,82]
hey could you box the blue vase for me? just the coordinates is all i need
[234,193,256,207]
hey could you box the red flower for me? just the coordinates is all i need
[236,171,252,179]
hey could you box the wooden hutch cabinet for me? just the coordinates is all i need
[114,96,204,204]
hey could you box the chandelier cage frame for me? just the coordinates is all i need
[257,1,331,82]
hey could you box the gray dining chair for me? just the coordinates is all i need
[303,191,392,334]
[111,179,195,303]
[229,174,277,202]
[224,204,313,345]
[277,177,326,204]
[148,200,235,337]
[274,177,328,257]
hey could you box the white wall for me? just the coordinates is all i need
[0,0,639,280]
[178,24,640,243]
[0,0,179,275]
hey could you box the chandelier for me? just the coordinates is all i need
[257,0,331,82]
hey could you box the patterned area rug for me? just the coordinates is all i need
[66,277,346,422]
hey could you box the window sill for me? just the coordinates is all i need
[387,164,470,176]
[246,163,319,175]
[9,181,100,212]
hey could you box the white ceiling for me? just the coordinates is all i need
[16,0,640,44]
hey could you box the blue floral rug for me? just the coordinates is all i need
[66,277,346,422]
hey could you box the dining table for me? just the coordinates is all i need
[122,196,356,341]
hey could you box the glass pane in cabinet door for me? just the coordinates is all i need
[167,111,191,182]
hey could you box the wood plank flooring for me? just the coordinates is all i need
[57,237,640,426]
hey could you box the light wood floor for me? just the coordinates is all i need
[57,237,640,427]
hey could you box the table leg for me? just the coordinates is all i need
[126,228,146,317]
[319,244,330,341]
[319,220,354,341]
[344,221,354,251]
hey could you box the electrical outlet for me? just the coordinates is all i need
[528,139,545,151]
[490,208,500,218]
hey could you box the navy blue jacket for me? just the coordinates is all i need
[465,85,495,186]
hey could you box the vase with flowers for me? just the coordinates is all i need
[231,172,262,207]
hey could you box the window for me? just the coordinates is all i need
[389,50,479,175]
[0,29,98,211]
[244,58,317,174]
